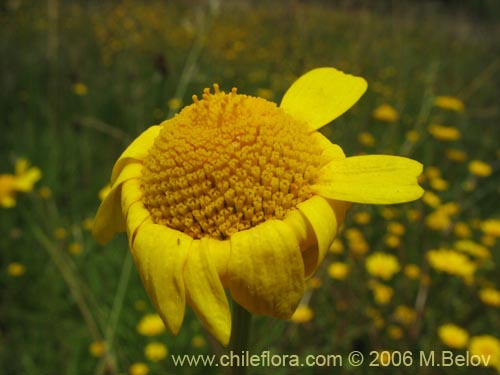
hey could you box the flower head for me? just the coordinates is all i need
[93,68,423,345]
[0,158,41,208]
[438,324,469,349]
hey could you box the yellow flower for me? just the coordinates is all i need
[403,264,420,279]
[438,324,469,349]
[357,131,375,146]
[329,238,344,254]
[92,68,423,345]
[167,98,182,111]
[289,305,314,323]
[191,335,206,348]
[481,219,500,237]
[446,148,467,162]
[468,160,492,177]
[7,262,26,277]
[434,96,464,112]
[454,240,490,259]
[38,186,52,199]
[468,335,500,367]
[422,191,441,208]
[327,262,349,280]
[54,227,68,240]
[144,342,168,362]
[388,325,403,340]
[72,82,88,96]
[129,362,149,375]
[427,248,476,280]
[353,211,371,225]
[137,313,166,336]
[387,221,405,236]
[369,282,393,305]
[365,252,400,280]
[454,222,471,238]
[394,305,416,325]
[479,288,500,307]
[0,159,41,208]
[68,242,83,256]
[427,124,461,141]
[372,104,399,122]
[89,340,106,357]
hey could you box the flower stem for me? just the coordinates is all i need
[229,302,252,375]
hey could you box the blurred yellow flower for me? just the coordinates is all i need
[403,264,420,279]
[38,186,52,199]
[369,282,393,305]
[434,96,464,112]
[422,191,441,208]
[427,248,476,280]
[479,288,500,307]
[446,148,467,162]
[425,209,451,231]
[144,342,168,362]
[388,325,403,340]
[427,124,461,141]
[72,82,88,96]
[290,305,314,323]
[54,227,68,240]
[191,335,206,348]
[394,305,416,325]
[438,324,469,349]
[468,335,500,367]
[454,222,471,238]
[357,131,376,146]
[468,160,492,177]
[387,221,405,236]
[384,234,400,248]
[129,362,149,375]
[329,238,344,254]
[454,240,490,259]
[307,277,323,289]
[92,68,423,345]
[82,217,94,231]
[7,262,26,277]
[68,242,83,256]
[327,262,349,280]
[354,211,371,225]
[137,313,166,336]
[372,104,399,122]
[406,130,420,143]
[430,177,448,191]
[366,252,400,280]
[89,340,106,357]
[167,98,182,110]
[481,219,500,237]
[0,158,41,208]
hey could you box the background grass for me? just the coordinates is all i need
[1,0,499,374]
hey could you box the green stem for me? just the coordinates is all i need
[229,302,252,375]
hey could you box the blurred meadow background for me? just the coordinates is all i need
[1,0,500,374]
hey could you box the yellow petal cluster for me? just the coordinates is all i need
[438,324,469,349]
[0,158,41,208]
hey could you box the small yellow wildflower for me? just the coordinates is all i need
[481,235,496,247]
[434,96,464,112]
[446,148,467,162]
[144,342,168,362]
[406,130,420,143]
[438,324,469,349]
[481,219,500,237]
[369,282,393,305]
[307,277,322,289]
[381,207,399,220]
[454,222,471,238]
[354,211,371,225]
[327,262,349,280]
[72,82,88,96]
[388,325,403,340]
[0,158,41,208]
[191,335,206,348]
[424,166,441,179]
[357,131,376,146]
[427,124,461,141]
[469,160,492,177]
[82,217,94,231]
[329,238,344,254]
[38,186,52,199]
[425,209,451,231]
[454,240,490,259]
[427,248,476,280]
[7,262,26,277]
[54,227,67,240]
[129,362,149,375]
[384,234,400,248]
[372,104,399,122]
[387,222,405,236]
[93,67,423,345]
[137,313,166,336]
[68,242,83,256]
[479,288,500,308]
[89,341,106,357]
[366,252,400,280]
[430,177,448,191]
[167,98,182,110]
[468,335,500,367]
[404,264,420,279]
[290,305,314,323]
[394,305,416,325]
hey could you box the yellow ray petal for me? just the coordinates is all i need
[280,67,367,131]
[228,220,305,319]
[297,196,338,274]
[313,155,424,204]
[131,222,191,336]
[111,125,161,184]
[311,132,346,165]
[93,163,143,244]
[184,238,231,346]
